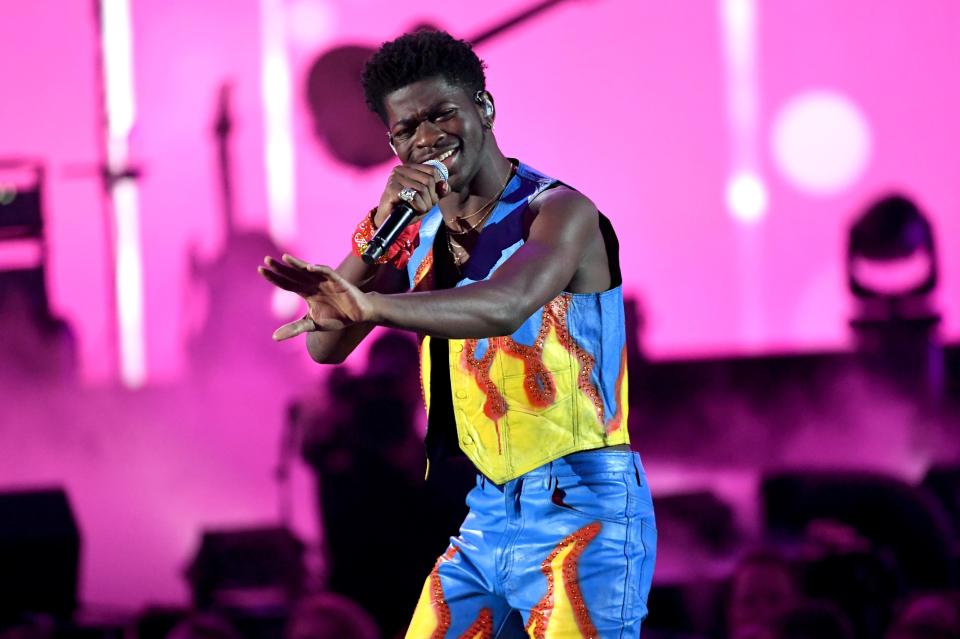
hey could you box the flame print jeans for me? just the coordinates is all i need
[406,449,657,638]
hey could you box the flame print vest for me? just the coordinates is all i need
[405,162,630,483]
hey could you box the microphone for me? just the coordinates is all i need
[362,159,448,265]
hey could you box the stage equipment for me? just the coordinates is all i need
[0,487,81,622]
[846,194,944,397]
[186,526,305,610]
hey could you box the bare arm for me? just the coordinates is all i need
[260,161,445,362]
[303,253,408,363]
[260,188,606,343]
[367,189,602,338]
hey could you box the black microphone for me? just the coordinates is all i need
[362,160,448,265]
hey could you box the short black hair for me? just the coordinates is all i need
[361,30,486,122]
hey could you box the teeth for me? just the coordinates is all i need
[437,148,455,161]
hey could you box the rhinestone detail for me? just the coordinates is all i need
[427,546,459,638]
[458,294,611,448]
[414,250,435,291]
[458,608,494,639]
[462,339,506,453]
[544,296,606,424]
[526,521,602,638]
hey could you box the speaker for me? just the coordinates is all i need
[186,526,305,609]
[0,487,81,622]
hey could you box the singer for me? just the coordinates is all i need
[259,30,656,637]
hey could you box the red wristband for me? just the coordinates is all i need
[352,208,421,269]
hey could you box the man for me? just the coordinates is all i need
[259,30,656,637]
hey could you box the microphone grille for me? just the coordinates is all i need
[424,159,449,183]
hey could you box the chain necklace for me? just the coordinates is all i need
[444,163,515,236]
[443,162,516,271]
[447,193,497,227]
[445,200,497,236]
[446,232,469,271]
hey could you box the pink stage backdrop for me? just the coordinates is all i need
[1,0,958,381]
[1,0,958,610]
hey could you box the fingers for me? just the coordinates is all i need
[394,178,434,212]
[310,264,348,287]
[272,317,317,341]
[281,253,315,270]
[265,256,314,284]
[399,163,439,183]
[258,265,306,293]
[391,166,440,212]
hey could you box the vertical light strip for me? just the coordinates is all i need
[101,0,146,387]
[260,0,297,244]
[720,0,767,224]
[719,0,766,348]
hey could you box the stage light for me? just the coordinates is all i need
[726,171,768,223]
[261,0,298,245]
[271,287,301,320]
[286,0,337,49]
[0,182,16,206]
[101,0,146,387]
[847,194,936,301]
[773,90,871,196]
[113,179,146,388]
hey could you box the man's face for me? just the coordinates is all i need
[382,76,488,191]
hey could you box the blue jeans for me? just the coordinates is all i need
[406,449,657,638]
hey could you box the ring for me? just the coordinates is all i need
[398,187,417,203]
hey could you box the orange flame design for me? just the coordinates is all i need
[526,521,602,638]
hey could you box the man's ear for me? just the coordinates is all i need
[475,90,495,126]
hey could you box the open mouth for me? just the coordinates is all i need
[430,146,458,169]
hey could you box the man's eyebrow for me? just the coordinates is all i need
[392,115,419,130]
[391,102,456,130]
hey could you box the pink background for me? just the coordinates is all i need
[1,0,958,610]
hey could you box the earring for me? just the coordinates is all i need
[475,90,494,117]
[386,131,398,156]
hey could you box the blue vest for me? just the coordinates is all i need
[405,162,630,483]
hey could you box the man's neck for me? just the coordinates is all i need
[441,147,513,221]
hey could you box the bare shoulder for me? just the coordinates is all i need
[532,185,597,216]
[526,185,599,239]
[526,185,611,293]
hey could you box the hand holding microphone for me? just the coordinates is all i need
[362,159,449,265]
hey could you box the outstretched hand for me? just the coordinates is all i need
[257,254,374,340]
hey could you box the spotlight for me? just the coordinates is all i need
[847,194,937,306]
[846,193,943,397]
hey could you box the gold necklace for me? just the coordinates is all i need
[445,201,497,236]
[444,164,514,235]
[445,232,469,271]
[450,194,497,224]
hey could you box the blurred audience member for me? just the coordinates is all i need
[800,518,901,639]
[0,615,54,639]
[164,613,240,639]
[286,592,380,639]
[727,550,800,639]
[764,600,854,639]
[886,592,960,639]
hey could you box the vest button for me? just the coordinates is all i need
[453,343,464,353]
[455,390,467,399]
[462,434,474,446]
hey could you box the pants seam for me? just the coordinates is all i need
[619,511,633,638]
